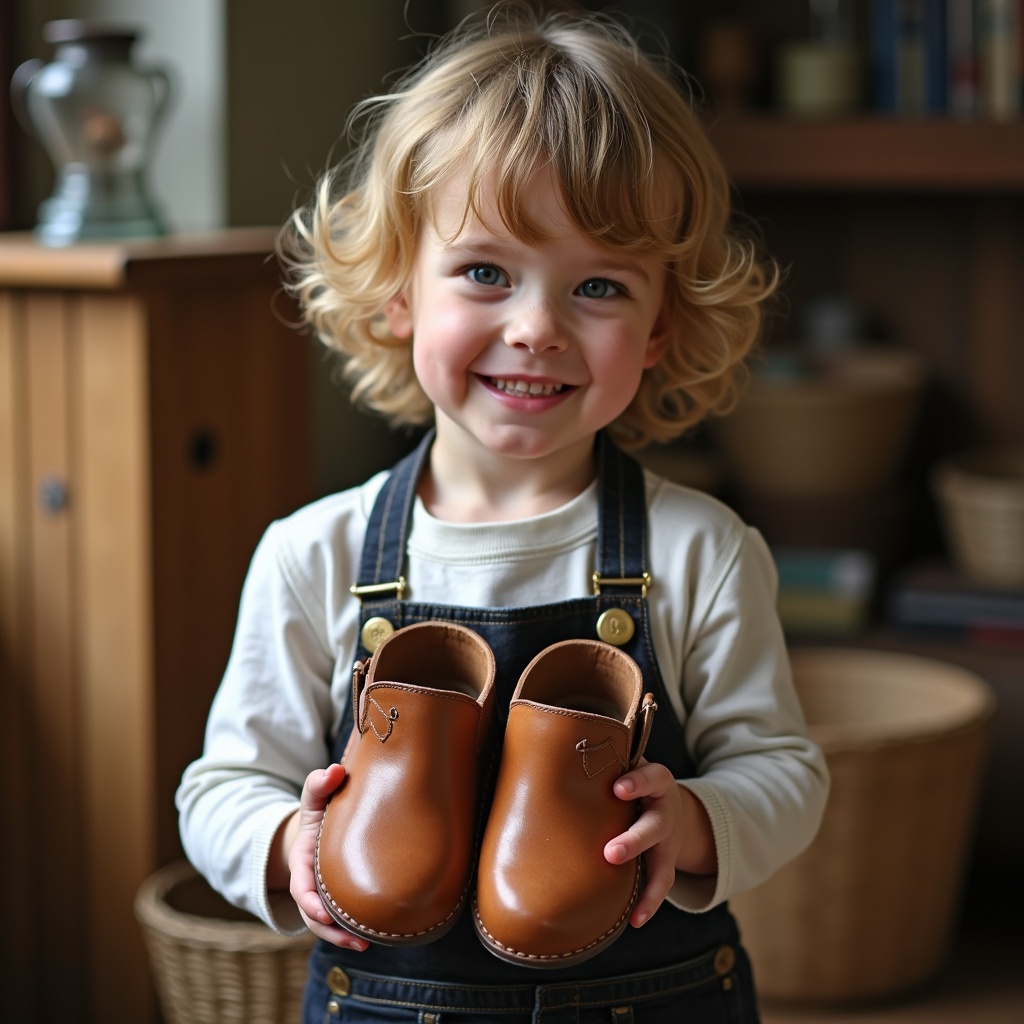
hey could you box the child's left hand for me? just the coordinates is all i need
[604,758,717,928]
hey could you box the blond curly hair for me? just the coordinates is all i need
[279,5,777,449]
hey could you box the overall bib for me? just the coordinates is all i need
[302,432,760,1024]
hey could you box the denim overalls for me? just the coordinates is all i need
[302,431,760,1023]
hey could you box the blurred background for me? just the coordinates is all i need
[2,2,1022,1022]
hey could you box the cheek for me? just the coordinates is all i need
[591,331,649,385]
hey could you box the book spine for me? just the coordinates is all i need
[874,0,949,112]
[888,589,1024,628]
[978,0,1022,118]
[873,0,901,110]
[773,549,875,594]
[898,0,929,113]
[925,0,950,111]
[948,0,978,116]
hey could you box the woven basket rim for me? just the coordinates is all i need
[135,860,314,952]
[934,447,1024,497]
[789,647,996,754]
[744,348,926,400]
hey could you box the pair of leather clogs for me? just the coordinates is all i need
[314,621,657,968]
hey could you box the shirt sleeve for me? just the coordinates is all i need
[666,527,830,912]
[175,518,342,934]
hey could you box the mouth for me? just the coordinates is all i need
[487,377,569,398]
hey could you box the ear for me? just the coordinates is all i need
[383,292,413,339]
[642,310,670,369]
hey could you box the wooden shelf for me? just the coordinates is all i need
[0,227,281,289]
[705,116,1024,191]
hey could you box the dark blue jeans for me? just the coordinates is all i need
[303,940,758,1024]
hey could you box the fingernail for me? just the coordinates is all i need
[617,778,635,795]
[635,911,648,927]
[609,843,628,862]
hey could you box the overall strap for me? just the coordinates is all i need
[352,429,433,598]
[352,429,650,599]
[594,432,651,596]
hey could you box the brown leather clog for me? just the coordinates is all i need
[473,639,656,967]
[316,621,496,945]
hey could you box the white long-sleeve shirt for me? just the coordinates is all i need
[177,467,829,935]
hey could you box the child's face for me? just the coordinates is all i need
[384,166,669,466]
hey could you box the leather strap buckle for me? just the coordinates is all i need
[629,692,658,770]
[592,571,653,598]
[350,576,407,601]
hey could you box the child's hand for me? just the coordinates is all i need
[288,763,370,950]
[604,758,717,929]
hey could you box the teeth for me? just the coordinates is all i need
[491,378,564,397]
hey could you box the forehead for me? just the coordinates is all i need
[425,163,568,241]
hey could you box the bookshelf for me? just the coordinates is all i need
[679,3,1024,881]
[706,115,1024,190]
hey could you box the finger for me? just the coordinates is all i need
[299,906,370,950]
[604,804,670,864]
[629,848,677,928]
[311,765,348,794]
[613,761,674,801]
[298,767,346,821]
[295,889,370,950]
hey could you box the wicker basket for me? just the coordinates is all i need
[731,648,995,1005]
[933,447,1024,588]
[714,347,925,499]
[135,860,315,1024]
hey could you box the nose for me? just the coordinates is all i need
[503,299,568,354]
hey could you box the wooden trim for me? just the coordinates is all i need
[0,228,282,289]
[25,291,87,1018]
[75,293,157,1021]
[0,291,35,1018]
[707,116,1024,191]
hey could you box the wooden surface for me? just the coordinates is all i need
[0,227,283,288]
[0,231,314,1024]
[706,117,1024,191]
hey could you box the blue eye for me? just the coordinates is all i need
[467,265,507,287]
[577,278,620,299]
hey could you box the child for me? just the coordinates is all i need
[177,6,828,1021]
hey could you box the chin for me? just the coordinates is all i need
[478,425,590,462]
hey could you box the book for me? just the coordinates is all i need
[773,548,876,636]
[948,0,978,116]
[872,0,950,113]
[773,547,876,594]
[977,0,1022,118]
[887,562,1024,648]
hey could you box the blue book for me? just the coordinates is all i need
[924,0,949,111]
[772,548,876,596]
[873,0,949,113]
[873,0,900,110]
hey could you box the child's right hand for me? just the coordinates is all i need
[288,763,370,950]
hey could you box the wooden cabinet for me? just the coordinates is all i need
[0,230,314,1024]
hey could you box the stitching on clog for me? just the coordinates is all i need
[575,737,627,776]
[314,815,472,942]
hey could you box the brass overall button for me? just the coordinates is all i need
[327,965,351,996]
[714,944,736,976]
[361,616,395,652]
[596,608,635,645]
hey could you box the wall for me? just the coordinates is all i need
[222,0,445,490]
